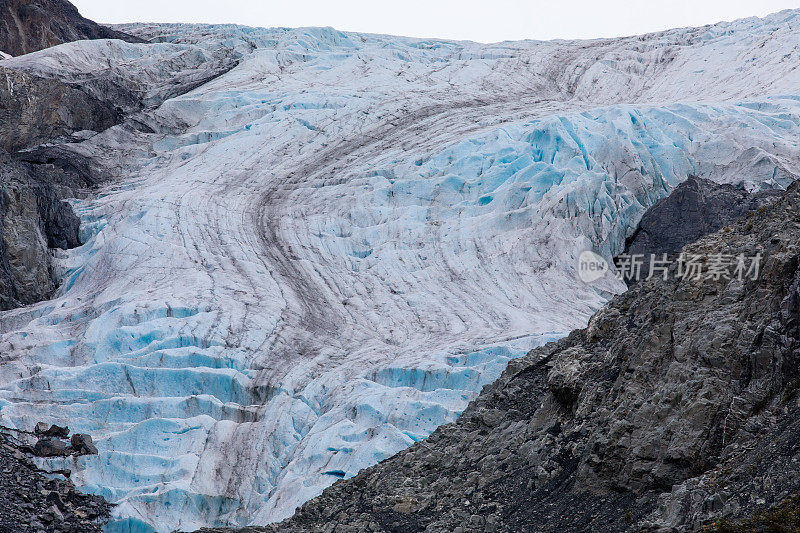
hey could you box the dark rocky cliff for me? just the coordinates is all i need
[626,175,782,256]
[0,66,124,153]
[0,0,239,311]
[0,0,142,57]
[0,66,125,311]
[618,175,781,285]
[215,181,800,532]
[0,153,81,310]
[0,0,143,311]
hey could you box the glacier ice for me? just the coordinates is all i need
[0,10,800,532]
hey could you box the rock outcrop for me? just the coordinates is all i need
[0,40,235,311]
[0,0,242,312]
[0,153,81,310]
[0,1,150,311]
[0,0,142,57]
[0,66,124,153]
[624,175,781,257]
[29,424,98,458]
[69,433,98,456]
[213,180,800,532]
[32,436,70,457]
[0,17,131,311]
[618,175,781,285]
[34,423,69,439]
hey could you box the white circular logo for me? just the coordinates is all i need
[578,250,608,283]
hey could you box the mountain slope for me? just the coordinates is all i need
[618,175,782,285]
[244,177,800,533]
[0,0,141,56]
[0,10,799,532]
[0,22,239,313]
[623,176,781,258]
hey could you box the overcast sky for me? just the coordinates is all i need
[71,0,800,43]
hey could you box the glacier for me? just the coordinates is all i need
[1,10,800,532]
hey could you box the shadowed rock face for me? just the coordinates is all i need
[0,64,117,311]
[0,153,80,310]
[0,0,142,57]
[0,66,124,153]
[624,175,781,258]
[0,1,239,314]
[218,181,800,532]
[0,0,147,312]
[617,175,782,286]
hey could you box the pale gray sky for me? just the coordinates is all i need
[71,0,800,43]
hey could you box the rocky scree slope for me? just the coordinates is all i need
[218,181,800,532]
[0,0,141,57]
[0,428,109,532]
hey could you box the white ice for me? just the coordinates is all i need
[1,11,800,532]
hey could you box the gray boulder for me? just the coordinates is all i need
[0,0,143,57]
[70,434,97,456]
[33,438,69,458]
[33,423,69,438]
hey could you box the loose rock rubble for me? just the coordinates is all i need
[28,424,98,458]
[0,429,109,532]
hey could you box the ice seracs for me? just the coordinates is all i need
[0,11,800,532]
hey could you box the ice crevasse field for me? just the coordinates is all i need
[1,10,800,532]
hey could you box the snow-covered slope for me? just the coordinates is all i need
[1,11,800,532]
